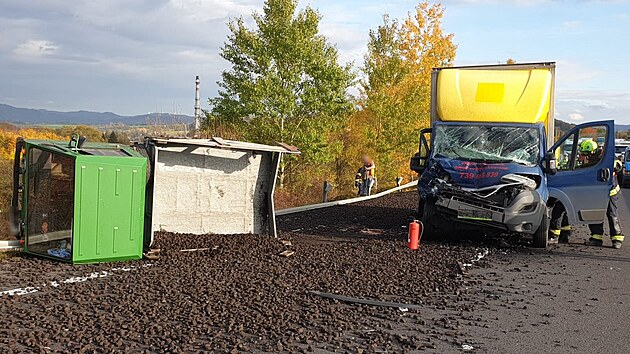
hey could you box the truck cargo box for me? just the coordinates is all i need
[431,62,555,147]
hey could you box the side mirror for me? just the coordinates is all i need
[410,153,428,174]
[410,128,432,174]
[542,152,557,175]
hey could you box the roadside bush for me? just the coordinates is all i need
[0,126,66,239]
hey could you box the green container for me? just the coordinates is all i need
[15,139,146,264]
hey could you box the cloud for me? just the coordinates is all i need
[443,0,559,5]
[13,39,58,57]
[561,20,582,28]
[557,89,630,122]
[567,111,584,121]
[555,60,604,84]
[0,0,629,123]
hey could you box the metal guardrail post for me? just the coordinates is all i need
[322,181,334,203]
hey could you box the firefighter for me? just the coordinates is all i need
[549,204,571,244]
[576,139,600,168]
[360,155,376,196]
[587,158,624,249]
[548,140,599,243]
[354,169,363,196]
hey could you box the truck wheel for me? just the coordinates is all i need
[533,210,549,248]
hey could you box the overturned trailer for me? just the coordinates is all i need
[135,137,299,251]
[11,136,298,263]
[11,138,147,263]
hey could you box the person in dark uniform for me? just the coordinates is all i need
[587,158,624,249]
[549,204,571,244]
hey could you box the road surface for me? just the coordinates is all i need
[1,189,630,353]
[464,187,630,353]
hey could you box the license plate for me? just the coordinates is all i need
[458,209,492,221]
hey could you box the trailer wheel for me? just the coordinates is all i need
[532,210,549,248]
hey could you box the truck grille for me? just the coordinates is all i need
[451,196,504,213]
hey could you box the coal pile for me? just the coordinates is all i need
[0,192,483,353]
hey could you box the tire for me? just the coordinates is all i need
[532,208,549,248]
[421,200,438,238]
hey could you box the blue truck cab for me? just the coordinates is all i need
[411,63,615,248]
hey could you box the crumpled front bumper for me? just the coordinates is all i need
[434,189,545,234]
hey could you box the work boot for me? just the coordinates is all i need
[586,237,603,247]
[559,235,570,244]
[548,236,559,245]
[612,240,623,249]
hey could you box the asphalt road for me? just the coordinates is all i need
[462,188,630,353]
[2,189,630,353]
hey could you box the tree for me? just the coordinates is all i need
[506,58,516,64]
[56,125,105,143]
[359,1,456,184]
[210,0,355,186]
[108,131,118,144]
[112,131,131,145]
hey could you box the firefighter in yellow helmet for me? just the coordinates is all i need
[549,140,601,244]
[577,139,600,168]
[587,157,624,249]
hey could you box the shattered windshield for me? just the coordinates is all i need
[433,125,540,166]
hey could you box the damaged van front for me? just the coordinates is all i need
[412,62,616,248]
[416,123,551,244]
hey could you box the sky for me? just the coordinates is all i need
[0,0,629,123]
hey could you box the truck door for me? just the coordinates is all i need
[547,120,615,224]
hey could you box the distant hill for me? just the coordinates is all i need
[555,119,575,135]
[0,103,193,126]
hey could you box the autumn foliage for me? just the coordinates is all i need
[210,1,457,205]
[346,1,457,188]
[0,125,68,238]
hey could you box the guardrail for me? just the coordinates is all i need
[0,240,21,251]
[276,180,417,216]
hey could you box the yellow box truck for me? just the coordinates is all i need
[411,62,616,247]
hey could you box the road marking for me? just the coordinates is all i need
[0,263,152,297]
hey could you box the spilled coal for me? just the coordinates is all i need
[0,192,487,353]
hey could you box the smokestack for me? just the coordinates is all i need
[194,75,201,131]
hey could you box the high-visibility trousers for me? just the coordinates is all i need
[589,193,624,242]
[550,204,571,238]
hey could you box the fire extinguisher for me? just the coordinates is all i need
[408,220,423,250]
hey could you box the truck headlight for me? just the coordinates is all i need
[520,203,538,212]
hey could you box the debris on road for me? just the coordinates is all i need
[179,246,219,252]
[0,192,484,352]
[278,250,295,257]
[360,228,384,235]
[308,290,422,309]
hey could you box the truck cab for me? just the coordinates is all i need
[411,63,614,248]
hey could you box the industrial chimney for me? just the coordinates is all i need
[194,75,201,131]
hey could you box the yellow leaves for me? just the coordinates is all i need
[356,1,457,186]
[0,128,66,161]
[399,1,456,78]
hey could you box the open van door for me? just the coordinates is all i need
[547,120,615,224]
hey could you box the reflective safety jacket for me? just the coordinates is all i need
[611,171,620,197]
